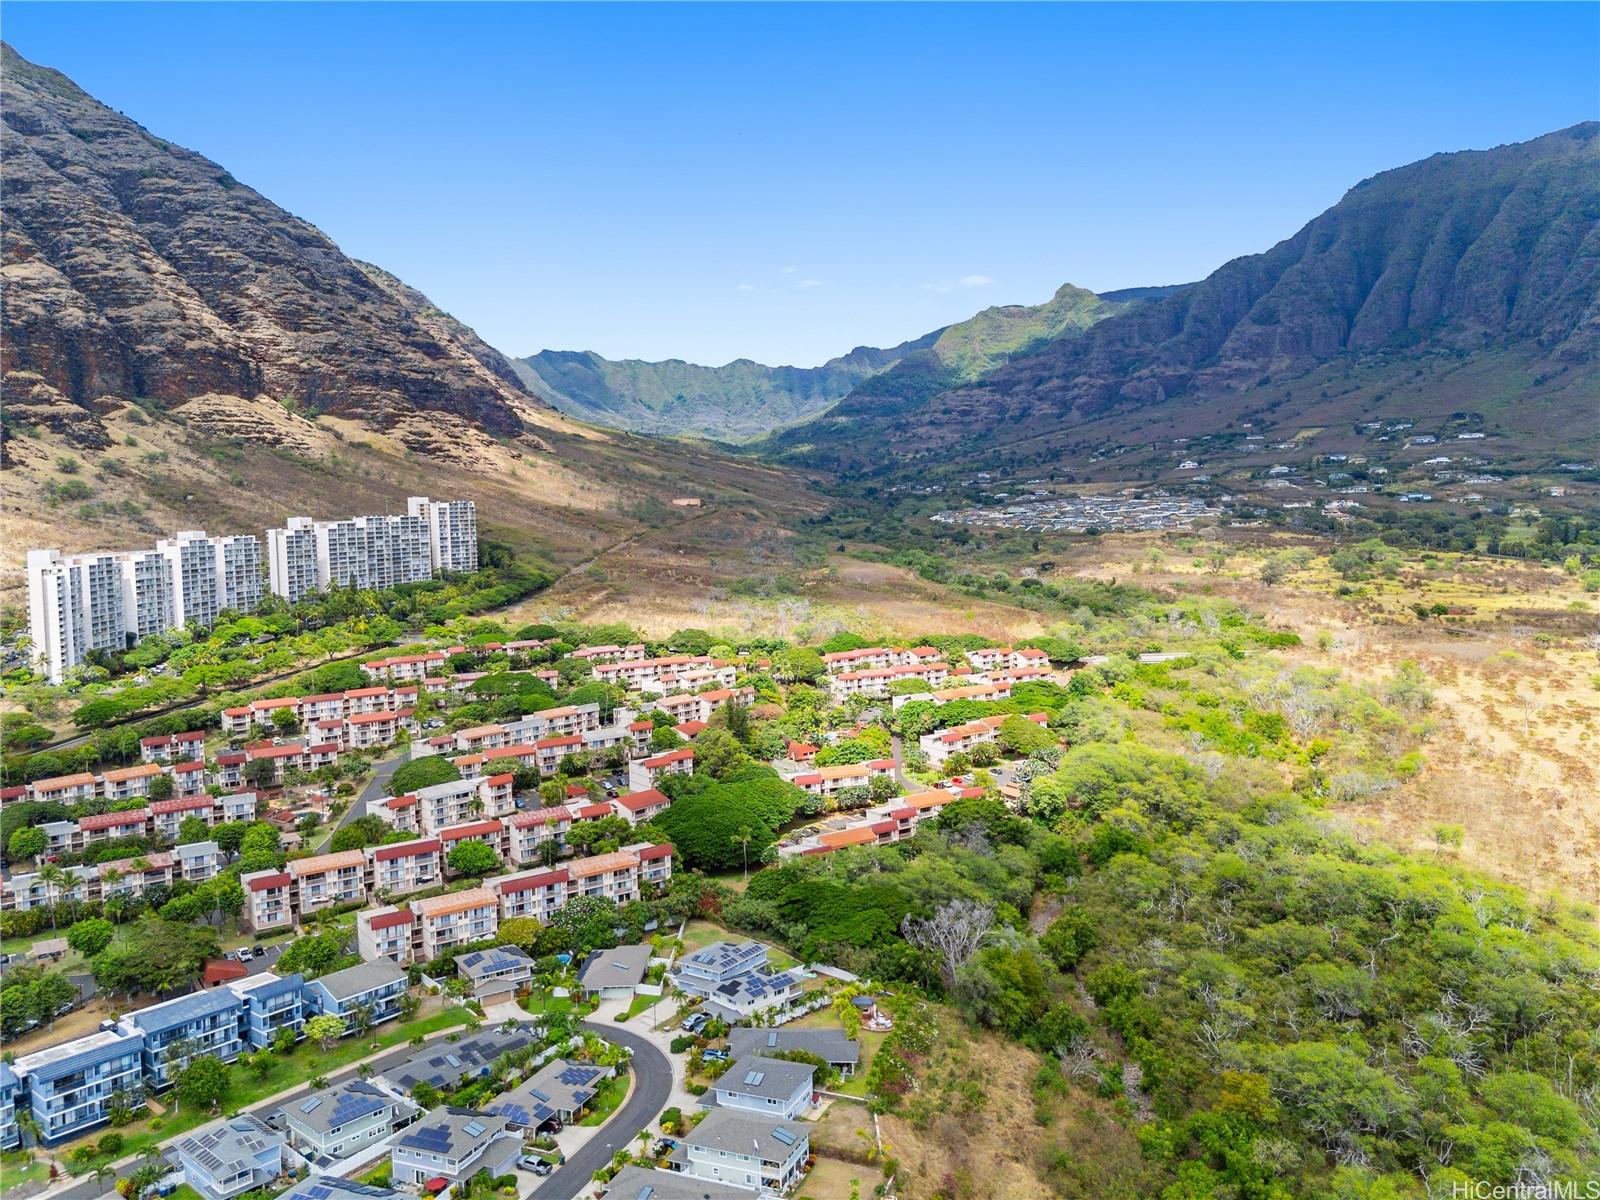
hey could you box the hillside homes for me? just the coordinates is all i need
[791,759,896,798]
[917,711,1047,766]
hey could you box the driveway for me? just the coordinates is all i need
[314,749,408,852]
[532,1020,674,1200]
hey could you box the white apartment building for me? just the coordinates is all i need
[27,531,263,683]
[408,496,479,573]
[266,498,476,601]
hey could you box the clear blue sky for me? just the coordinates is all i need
[6,3,1596,367]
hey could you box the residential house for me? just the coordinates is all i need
[173,1115,285,1200]
[413,888,499,960]
[382,1027,540,1097]
[229,971,307,1049]
[288,849,368,920]
[305,960,410,1027]
[578,943,654,1000]
[729,1028,861,1076]
[390,1107,520,1187]
[627,747,693,792]
[612,788,670,827]
[277,1079,418,1163]
[141,732,206,764]
[455,946,534,1002]
[708,1056,815,1120]
[603,1167,753,1200]
[356,907,416,965]
[369,839,442,897]
[483,1060,611,1130]
[10,1027,145,1143]
[791,760,895,799]
[667,1108,810,1194]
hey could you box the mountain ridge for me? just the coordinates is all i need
[776,122,1600,476]
[517,281,1137,440]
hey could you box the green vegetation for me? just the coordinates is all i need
[390,755,462,795]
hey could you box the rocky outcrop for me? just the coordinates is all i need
[0,43,544,447]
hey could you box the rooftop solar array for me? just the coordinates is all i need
[771,1126,797,1146]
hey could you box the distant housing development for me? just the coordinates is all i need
[26,498,475,682]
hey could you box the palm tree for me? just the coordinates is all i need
[538,839,560,869]
[357,1063,374,1079]
[36,864,65,929]
[731,826,754,882]
[466,797,484,818]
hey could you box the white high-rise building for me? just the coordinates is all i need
[408,496,479,573]
[27,549,128,683]
[267,517,321,604]
[265,499,476,602]
[27,531,264,684]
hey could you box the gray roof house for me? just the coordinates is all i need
[728,1027,861,1074]
[579,943,654,998]
[454,946,534,1001]
[173,1115,285,1200]
[483,1059,612,1129]
[382,1025,540,1095]
[306,960,410,1025]
[389,1107,520,1186]
[275,1079,419,1165]
[603,1165,754,1200]
[273,1178,407,1200]
[707,1055,815,1120]
[667,1108,810,1193]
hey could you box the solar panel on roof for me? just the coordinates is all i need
[634,1187,654,1200]
[444,1054,462,1068]
[745,1070,764,1085]
[772,1126,798,1146]
[299,1097,323,1113]
[766,1031,778,1047]
[530,1088,551,1102]
[462,1120,485,1137]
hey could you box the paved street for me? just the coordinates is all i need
[534,1021,674,1200]
[313,749,408,852]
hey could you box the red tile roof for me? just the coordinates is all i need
[614,788,669,813]
[372,838,441,862]
[492,867,568,894]
[246,871,291,891]
[366,908,414,931]
[80,808,150,831]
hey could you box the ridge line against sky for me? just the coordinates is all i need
[5,1,1596,368]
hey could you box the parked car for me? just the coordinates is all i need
[517,1156,552,1175]
[702,1048,729,1062]
[237,947,254,962]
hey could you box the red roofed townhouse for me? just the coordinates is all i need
[791,759,896,799]
[361,651,448,682]
[918,712,1047,766]
[243,740,309,785]
[381,793,420,834]
[534,734,584,776]
[171,760,209,797]
[99,763,165,803]
[288,849,368,919]
[453,743,538,779]
[455,723,512,753]
[568,847,650,903]
[344,709,403,750]
[296,693,347,725]
[438,820,507,868]
[96,851,175,900]
[636,842,673,888]
[140,731,206,764]
[592,654,713,692]
[80,807,151,845]
[357,905,416,964]
[821,646,897,672]
[628,747,693,792]
[487,866,570,923]
[507,806,572,865]
[672,720,707,740]
[414,887,499,959]
[241,869,294,932]
[648,664,737,694]
[930,680,1014,704]
[626,720,653,753]
[571,643,645,664]
[28,772,99,805]
[652,693,701,725]
[613,788,671,827]
[213,751,246,791]
[787,741,819,764]
[693,686,755,720]
[531,703,601,737]
[966,646,1051,673]
[828,662,949,700]
[369,838,442,896]
[149,794,216,840]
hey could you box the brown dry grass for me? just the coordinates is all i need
[1028,530,1600,906]
[802,1011,1152,1200]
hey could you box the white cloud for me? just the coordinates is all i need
[923,281,955,293]
[736,283,757,292]
[796,278,823,289]
[781,266,798,274]
[960,274,995,287]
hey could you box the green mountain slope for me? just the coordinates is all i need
[516,282,1138,440]
[776,124,1600,479]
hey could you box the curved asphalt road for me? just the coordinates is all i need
[538,1022,673,1200]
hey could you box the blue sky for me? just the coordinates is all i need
[6,3,1596,367]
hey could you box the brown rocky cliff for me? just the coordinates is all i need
[0,42,539,446]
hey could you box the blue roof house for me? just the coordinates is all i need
[122,989,247,1089]
[12,1027,146,1143]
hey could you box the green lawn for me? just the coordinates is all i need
[51,1006,477,1165]
[577,1074,631,1127]
[616,993,662,1023]
[520,990,578,1020]
[168,1185,205,1200]
[0,1155,51,1196]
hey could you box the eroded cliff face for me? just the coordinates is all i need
[1,42,541,451]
